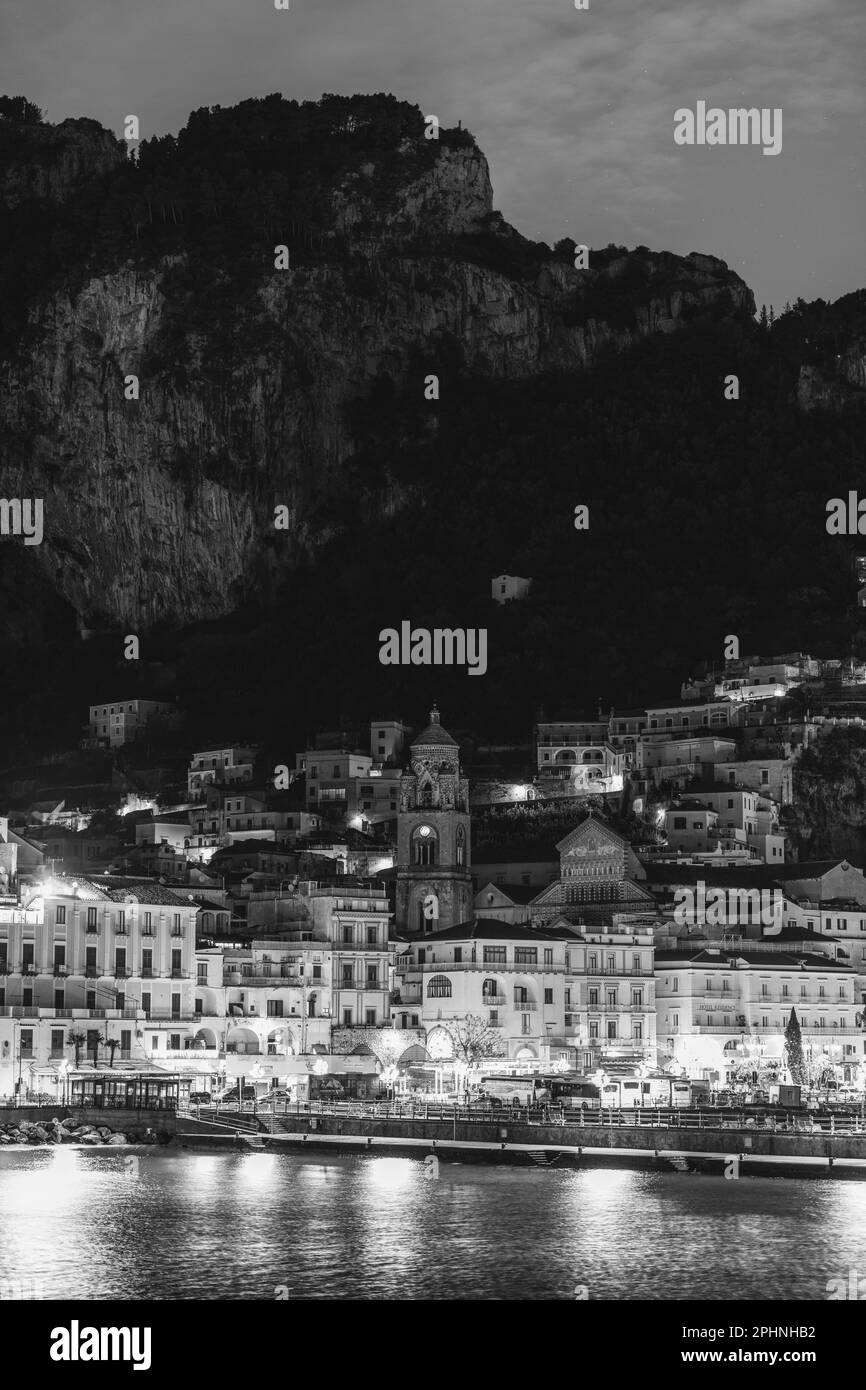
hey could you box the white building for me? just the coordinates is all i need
[655,945,864,1085]
[491,574,532,605]
[188,746,257,798]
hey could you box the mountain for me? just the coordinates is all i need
[0,93,864,757]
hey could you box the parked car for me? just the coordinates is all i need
[189,1091,212,1105]
[214,1086,256,1104]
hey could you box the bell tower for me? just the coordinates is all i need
[395,706,472,934]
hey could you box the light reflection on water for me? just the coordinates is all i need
[0,1147,864,1300]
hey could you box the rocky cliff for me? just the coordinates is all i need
[0,96,755,631]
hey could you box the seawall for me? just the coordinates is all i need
[177,1113,866,1177]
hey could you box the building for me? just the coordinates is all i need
[395,920,568,1064]
[395,707,473,933]
[491,574,532,605]
[187,746,258,798]
[529,815,658,929]
[552,920,657,1070]
[0,878,205,1100]
[87,699,172,748]
[296,727,403,827]
[655,945,864,1085]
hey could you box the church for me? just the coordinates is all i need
[394,707,473,933]
[529,814,658,928]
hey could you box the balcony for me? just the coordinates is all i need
[0,962,11,975]
[84,967,99,979]
[53,965,68,977]
[170,969,189,980]
[114,966,131,978]
[513,1000,538,1011]
[575,968,653,978]
[419,961,566,975]
[85,926,100,937]
[481,994,507,1007]
[145,1012,200,1023]
[142,968,154,978]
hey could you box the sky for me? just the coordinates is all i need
[2,0,864,311]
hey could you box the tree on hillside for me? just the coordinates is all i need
[0,96,44,124]
[784,1009,806,1085]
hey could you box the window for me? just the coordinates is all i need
[197,963,208,983]
[342,925,353,944]
[366,926,377,946]
[632,989,643,1006]
[673,978,679,992]
[514,948,537,965]
[544,949,553,966]
[456,826,466,868]
[365,1009,376,1026]
[55,906,66,925]
[341,964,353,985]
[366,965,378,986]
[544,988,554,1005]
[342,1008,353,1027]
[589,988,599,1006]
[20,1029,33,1058]
[143,912,153,935]
[633,1021,643,1041]
[86,907,98,930]
[483,946,506,964]
[427,975,452,998]
[589,1021,599,1039]
[413,825,438,866]
[607,1021,617,1039]
[606,988,617,1007]
[267,1000,283,1017]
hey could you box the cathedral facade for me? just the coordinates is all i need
[395,707,473,934]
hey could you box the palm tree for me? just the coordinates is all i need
[105,1038,120,1069]
[67,1031,86,1067]
[89,1032,105,1067]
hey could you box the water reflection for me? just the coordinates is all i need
[0,1149,864,1301]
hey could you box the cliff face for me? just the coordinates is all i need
[0,116,126,205]
[0,101,754,630]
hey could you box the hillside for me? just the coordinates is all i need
[0,93,864,761]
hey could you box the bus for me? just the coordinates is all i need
[534,1076,601,1109]
[476,1075,538,1106]
[598,1076,703,1108]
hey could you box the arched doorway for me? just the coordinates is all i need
[225,1026,260,1055]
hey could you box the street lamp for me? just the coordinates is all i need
[58,1058,70,1107]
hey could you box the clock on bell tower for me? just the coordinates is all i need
[395,705,473,934]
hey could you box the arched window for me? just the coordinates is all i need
[456,825,466,867]
[413,825,438,866]
[427,975,452,998]
[481,978,499,999]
